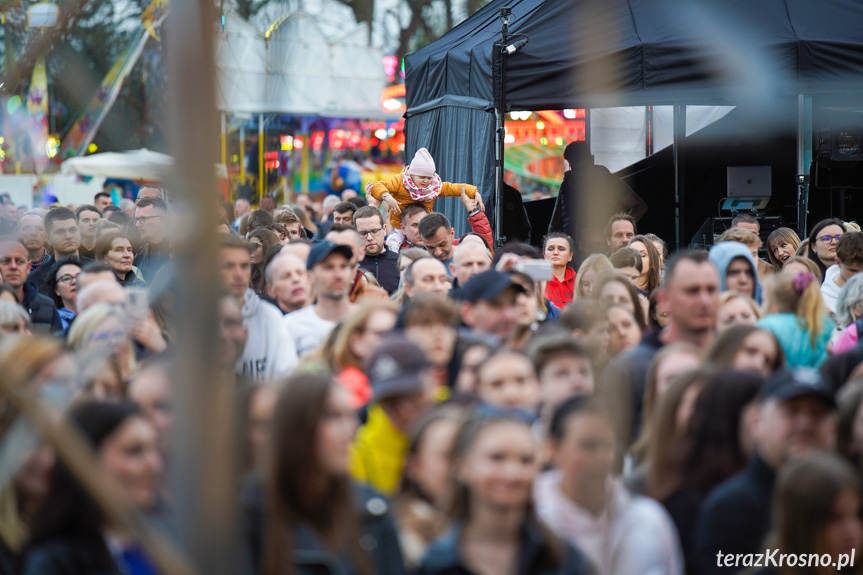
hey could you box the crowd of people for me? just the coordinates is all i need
[1,143,863,575]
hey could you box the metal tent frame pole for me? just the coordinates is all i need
[797,94,812,238]
[673,102,686,249]
[493,8,511,250]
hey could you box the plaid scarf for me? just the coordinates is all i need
[403,168,442,202]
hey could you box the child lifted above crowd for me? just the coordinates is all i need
[367,148,485,252]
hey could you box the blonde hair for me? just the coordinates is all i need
[718,291,763,319]
[574,254,613,300]
[0,335,67,436]
[719,226,762,248]
[764,272,826,348]
[67,304,137,377]
[320,300,398,371]
[0,484,26,552]
[766,227,801,269]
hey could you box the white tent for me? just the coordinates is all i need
[61,148,228,180]
[215,12,267,113]
[215,11,397,119]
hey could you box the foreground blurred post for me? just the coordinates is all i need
[167,0,237,574]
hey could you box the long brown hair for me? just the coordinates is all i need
[319,300,398,371]
[706,325,785,373]
[630,342,703,461]
[442,412,563,569]
[678,370,763,494]
[644,369,706,500]
[769,450,862,575]
[629,234,661,294]
[264,373,371,575]
[594,270,648,331]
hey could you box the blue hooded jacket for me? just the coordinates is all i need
[708,242,763,304]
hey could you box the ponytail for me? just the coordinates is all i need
[766,273,827,349]
[793,273,824,349]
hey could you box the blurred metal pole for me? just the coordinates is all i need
[493,7,510,250]
[673,103,686,249]
[796,95,812,238]
[259,113,265,202]
[167,0,237,574]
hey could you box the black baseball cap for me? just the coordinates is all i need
[458,270,526,303]
[365,336,431,402]
[760,368,836,408]
[306,240,353,270]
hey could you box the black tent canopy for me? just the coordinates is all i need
[404,0,863,240]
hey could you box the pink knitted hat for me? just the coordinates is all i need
[409,148,436,177]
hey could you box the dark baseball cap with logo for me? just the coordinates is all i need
[458,270,526,303]
[760,368,836,408]
[306,240,353,270]
[365,336,431,402]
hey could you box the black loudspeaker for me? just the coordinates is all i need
[817,126,863,162]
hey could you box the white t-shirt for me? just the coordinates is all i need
[534,470,684,575]
[822,264,842,314]
[284,306,337,357]
[238,289,298,381]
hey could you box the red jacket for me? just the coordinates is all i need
[454,211,494,250]
[545,266,576,309]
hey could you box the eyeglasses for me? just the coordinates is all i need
[57,275,76,284]
[134,215,164,226]
[819,234,843,244]
[358,227,384,237]
[89,330,127,344]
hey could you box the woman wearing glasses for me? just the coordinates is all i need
[67,304,137,387]
[49,258,83,331]
[807,218,847,278]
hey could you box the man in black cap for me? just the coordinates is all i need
[694,368,837,575]
[284,240,354,356]
[458,269,526,344]
[350,336,436,496]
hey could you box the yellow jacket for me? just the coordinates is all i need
[349,405,408,495]
[369,171,479,228]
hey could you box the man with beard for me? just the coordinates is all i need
[354,206,399,294]
[17,211,49,270]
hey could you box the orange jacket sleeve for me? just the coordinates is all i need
[439,182,478,198]
[369,173,405,201]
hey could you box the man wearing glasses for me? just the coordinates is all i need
[133,197,170,283]
[353,206,400,294]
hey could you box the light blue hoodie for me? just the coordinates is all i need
[708,241,763,304]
